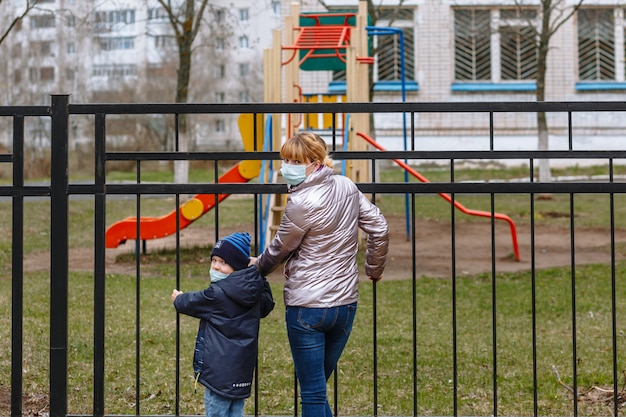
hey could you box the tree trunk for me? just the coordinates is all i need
[537,111,551,182]
[173,1,195,185]
[535,15,551,185]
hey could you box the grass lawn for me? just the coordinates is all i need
[1,164,626,416]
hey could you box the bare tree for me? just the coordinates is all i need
[520,0,584,183]
[157,0,210,184]
[0,0,36,46]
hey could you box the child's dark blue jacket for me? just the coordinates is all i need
[173,265,275,399]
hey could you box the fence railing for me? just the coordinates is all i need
[3,96,626,417]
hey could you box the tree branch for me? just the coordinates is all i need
[0,0,33,46]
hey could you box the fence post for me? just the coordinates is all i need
[49,94,70,417]
[11,115,25,417]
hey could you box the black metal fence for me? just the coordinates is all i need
[3,96,626,417]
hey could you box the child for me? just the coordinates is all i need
[171,232,274,417]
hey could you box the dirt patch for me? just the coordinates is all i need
[22,215,626,280]
[0,386,49,417]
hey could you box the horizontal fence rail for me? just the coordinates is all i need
[2,96,626,417]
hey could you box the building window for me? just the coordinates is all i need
[97,36,135,51]
[11,44,21,58]
[154,35,175,48]
[272,1,281,16]
[215,92,225,102]
[67,42,76,54]
[239,35,249,48]
[29,66,55,82]
[332,7,416,86]
[66,15,75,27]
[240,8,249,22]
[148,7,168,20]
[95,9,136,32]
[216,37,225,51]
[30,14,56,29]
[453,8,538,83]
[32,41,53,56]
[216,65,225,78]
[240,91,249,102]
[577,8,616,81]
[92,64,137,78]
[498,9,538,80]
[239,63,249,77]
[376,8,415,82]
[216,119,225,133]
[41,67,54,81]
[215,9,224,23]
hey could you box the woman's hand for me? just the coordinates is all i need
[369,275,382,283]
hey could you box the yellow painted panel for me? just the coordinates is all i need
[304,95,319,129]
[238,113,265,152]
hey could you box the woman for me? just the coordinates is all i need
[252,131,389,417]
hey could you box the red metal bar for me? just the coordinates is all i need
[356,131,521,262]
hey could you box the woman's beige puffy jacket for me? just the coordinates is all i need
[257,165,389,308]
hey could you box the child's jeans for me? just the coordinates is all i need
[204,388,245,417]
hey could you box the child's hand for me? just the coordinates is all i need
[171,289,183,303]
[248,256,258,266]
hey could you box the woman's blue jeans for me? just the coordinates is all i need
[203,388,245,417]
[285,302,357,417]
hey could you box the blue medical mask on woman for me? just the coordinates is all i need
[281,162,314,186]
[210,269,230,282]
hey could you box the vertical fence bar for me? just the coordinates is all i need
[530,160,538,417]
[411,192,418,417]
[11,115,25,417]
[490,193,498,417]
[173,111,181,411]
[570,193,578,417]
[371,155,379,417]
[135,160,142,415]
[49,94,70,417]
[450,160,458,417]
[609,160,618,417]
[94,113,107,416]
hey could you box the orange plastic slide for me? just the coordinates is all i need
[356,131,520,262]
[106,113,265,249]
[105,162,255,248]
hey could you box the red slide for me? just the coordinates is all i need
[356,131,520,262]
[105,163,249,248]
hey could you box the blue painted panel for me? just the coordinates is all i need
[451,82,536,92]
[576,82,626,91]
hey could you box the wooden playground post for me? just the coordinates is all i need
[346,0,371,183]
[261,1,375,242]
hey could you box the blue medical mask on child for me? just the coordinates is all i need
[281,162,314,186]
[210,269,230,282]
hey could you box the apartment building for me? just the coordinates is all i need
[0,0,281,149]
[1,0,626,153]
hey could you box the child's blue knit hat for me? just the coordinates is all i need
[210,232,251,271]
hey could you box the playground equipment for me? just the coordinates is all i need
[106,0,521,262]
[105,114,263,249]
[356,131,521,262]
[263,1,521,260]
